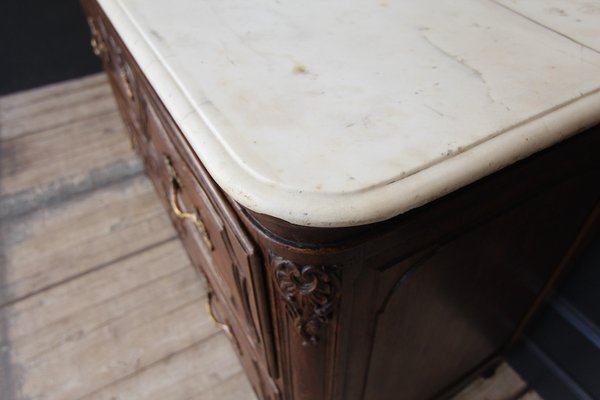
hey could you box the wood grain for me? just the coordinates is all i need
[0,75,256,400]
[0,74,116,141]
[1,176,174,305]
[0,74,141,221]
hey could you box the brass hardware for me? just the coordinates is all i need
[169,179,196,220]
[91,37,103,56]
[119,68,135,101]
[87,18,106,57]
[206,292,231,336]
[168,172,214,250]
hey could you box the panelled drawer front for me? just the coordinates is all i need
[140,86,277,377]
[85,0,143,137]
[103,29,141,127]
[140,88,278,378]
[142,100,220,264]
[209,287,281,400]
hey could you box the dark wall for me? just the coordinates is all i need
[0,0,102,95]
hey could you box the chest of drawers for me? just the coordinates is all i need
[81,1,600,398]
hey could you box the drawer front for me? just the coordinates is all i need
[142,92,276,370]
[84,3,145,147]
[209,287,281,400]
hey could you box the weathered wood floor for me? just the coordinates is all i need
[0,74,541,400]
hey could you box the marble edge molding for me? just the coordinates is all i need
[99,0,600,228]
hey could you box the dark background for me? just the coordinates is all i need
[1,2,599,399]
[0,0,101,95]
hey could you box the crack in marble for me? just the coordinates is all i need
[420,34,497,104]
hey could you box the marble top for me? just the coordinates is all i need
[98,0,600,227]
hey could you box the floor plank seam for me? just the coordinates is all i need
[184,370,248,400]
[73,331,223,400]
[15,265,200,359]
[20,288,208,366]
[0,164,145,222]
[0,235,178,310]
[0,74,107,111]
[0,108,119,143]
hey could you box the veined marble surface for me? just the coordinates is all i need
[98,0,600,227]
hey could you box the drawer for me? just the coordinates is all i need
[103,30,141,126]
[139,85,278,378]
[208,287,281,400]
[84,2,144,139]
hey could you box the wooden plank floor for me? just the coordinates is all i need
[0,74,541,400]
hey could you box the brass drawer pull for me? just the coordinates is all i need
[119,67,135,101]
[87,18,107,59]
[91,36,105,56]
[168,173,214,251]
[206,292,232,337]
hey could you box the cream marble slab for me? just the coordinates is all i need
[98,0,600,227]
[493,0,600,51]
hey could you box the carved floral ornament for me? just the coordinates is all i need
[270,253,340,345]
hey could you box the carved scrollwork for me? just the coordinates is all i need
[270,253,340,345]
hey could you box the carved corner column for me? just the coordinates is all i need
[267,251,342,400]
